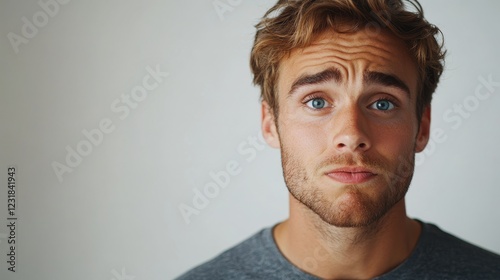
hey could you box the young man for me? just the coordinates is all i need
[178,0,500,279]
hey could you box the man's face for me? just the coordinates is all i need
[262,28,430,227]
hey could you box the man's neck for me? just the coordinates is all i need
[273,196,422,279]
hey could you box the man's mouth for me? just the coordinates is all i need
[326,167,377,184]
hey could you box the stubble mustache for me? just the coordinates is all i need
[316,152,414,186]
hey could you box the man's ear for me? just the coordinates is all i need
[261,101,280,149]
[415,105,431,153]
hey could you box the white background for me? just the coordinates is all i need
[0,1,499,279]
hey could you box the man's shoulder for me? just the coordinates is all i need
[424,222,500,268]
[384,221,500,279]
[175,227,284,280]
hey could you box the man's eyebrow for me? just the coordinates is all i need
[364,70,410,96]
[288,67,342,96]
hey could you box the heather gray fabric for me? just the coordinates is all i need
[176,221,500,279]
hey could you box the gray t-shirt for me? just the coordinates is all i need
[176,221,500,279]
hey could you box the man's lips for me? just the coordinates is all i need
[326,167,377,184]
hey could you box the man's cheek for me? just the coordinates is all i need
[372,132,408,158]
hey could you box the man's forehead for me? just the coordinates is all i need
[277,28,418,95]
[284,28,413,68]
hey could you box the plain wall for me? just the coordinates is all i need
[0,1,499,279]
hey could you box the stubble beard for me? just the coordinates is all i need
[280,142,415,229]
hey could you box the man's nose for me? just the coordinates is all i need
[330,105,371,153]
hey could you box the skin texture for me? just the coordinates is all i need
[261,28,431,279]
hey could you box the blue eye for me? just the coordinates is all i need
[306,98,329,109]
[371,99,395,111]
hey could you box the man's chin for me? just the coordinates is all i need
[317,213,382,228]
[299,188,394,228]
